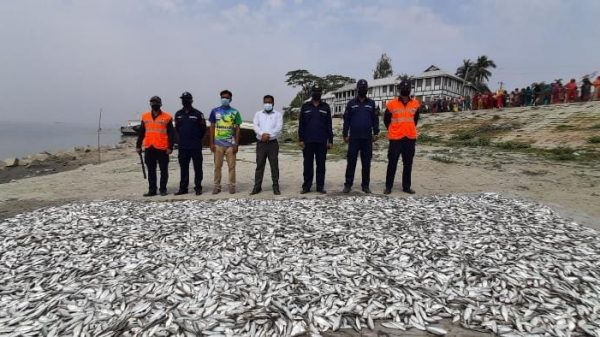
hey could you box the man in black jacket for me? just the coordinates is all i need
[174,92,207,195]
[342,79,379,194]
[298,84,333,194]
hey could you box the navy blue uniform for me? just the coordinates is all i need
[342,98,380,189]
[174,108,206,193]
[298,100,333,191]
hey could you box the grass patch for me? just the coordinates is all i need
[588,136,600,144]
[589,123,600,130]
[546,147,577,161]
[492,115,501,121]
[521,169,548,176]
[430,155,457,164]
[555,125,576,131]
[494,140,532,150]
[419,132,442,143]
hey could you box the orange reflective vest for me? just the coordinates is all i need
[386,98,420,140]
[141,111,172,150]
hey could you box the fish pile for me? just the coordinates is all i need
[0,193,599,337]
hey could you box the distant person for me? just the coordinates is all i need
[384,79,421,195]
[581,77,592,101]
[174,92,206,196]
[250,95,283,195]
[496,89,504,110]
[136,96,175,197]
[342,79,380,194]
[551,83,561,104]
[298,84,333,194]
[593,76,600,101]
[565,79,578,102]
[209,90,242,194]
[524,87,533,106]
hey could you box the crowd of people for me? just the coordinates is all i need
[422,75,600,113]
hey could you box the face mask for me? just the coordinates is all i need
[358,88,368,97]
[221,98,231,107]
[264,103,273,112]
[151,104,161,111]
[400,88,411,97]
[312,93,322,101]
[182,100,192,108]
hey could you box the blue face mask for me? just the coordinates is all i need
[264,103,273,112]
[221,98,231,107]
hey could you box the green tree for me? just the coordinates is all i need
[321,74,356,92]
[285,70,355,108]
[455,59,475,82]
[285,69,319,104]
[373,53,393,79]
[455,56,496,92]
[472,55,496,83]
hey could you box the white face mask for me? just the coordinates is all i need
[264,103,273,112]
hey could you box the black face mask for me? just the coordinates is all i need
[182,101,192,108]
[400,89,411,97]
[151,104,161,111]
[358,88,368,98]
[312,93,322,101]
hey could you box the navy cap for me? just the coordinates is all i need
[357,79,368,88]
[180,92,193,99]
[398,79,411,89]
[149,96,162,103]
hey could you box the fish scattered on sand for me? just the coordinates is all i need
[0,193,599,337]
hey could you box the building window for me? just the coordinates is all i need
[382,86,387,94]
[425,78,431,87]
[389,85,394,93]
[368,88,373,95]
[417,79,423,88]
[434,77,441,86]
[351,90,355,97]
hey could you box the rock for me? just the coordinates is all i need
[19,158,32,166]
[85,149,91,153]
[30,153,50,162]
[4,158,19,167]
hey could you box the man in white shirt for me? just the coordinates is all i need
[251,95,283,195]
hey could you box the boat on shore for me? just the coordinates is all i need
[120,120,141,136]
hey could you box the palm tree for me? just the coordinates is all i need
[472,55,497,83]
[455,59,474,81]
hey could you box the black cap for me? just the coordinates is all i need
[149,96,162,104]
[398,79,411,90]
[312,83,322,92]
[180,92,193,99]
[357,79,368,88]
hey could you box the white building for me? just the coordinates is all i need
[325,65,477,116]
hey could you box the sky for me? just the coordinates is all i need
[0,0,597,125]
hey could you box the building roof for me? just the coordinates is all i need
[416,65,464,81]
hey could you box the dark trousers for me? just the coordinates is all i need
[254,140,279,189]
[385,138,416,190]
[345,138,372,188]
[178,148,203,192]
[145,147,169,193]
[302,142,327,190]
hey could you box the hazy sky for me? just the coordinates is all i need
[0,0,597,125]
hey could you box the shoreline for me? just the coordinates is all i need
[0,137,136,184]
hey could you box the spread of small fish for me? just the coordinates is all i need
[0,193,599,337]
